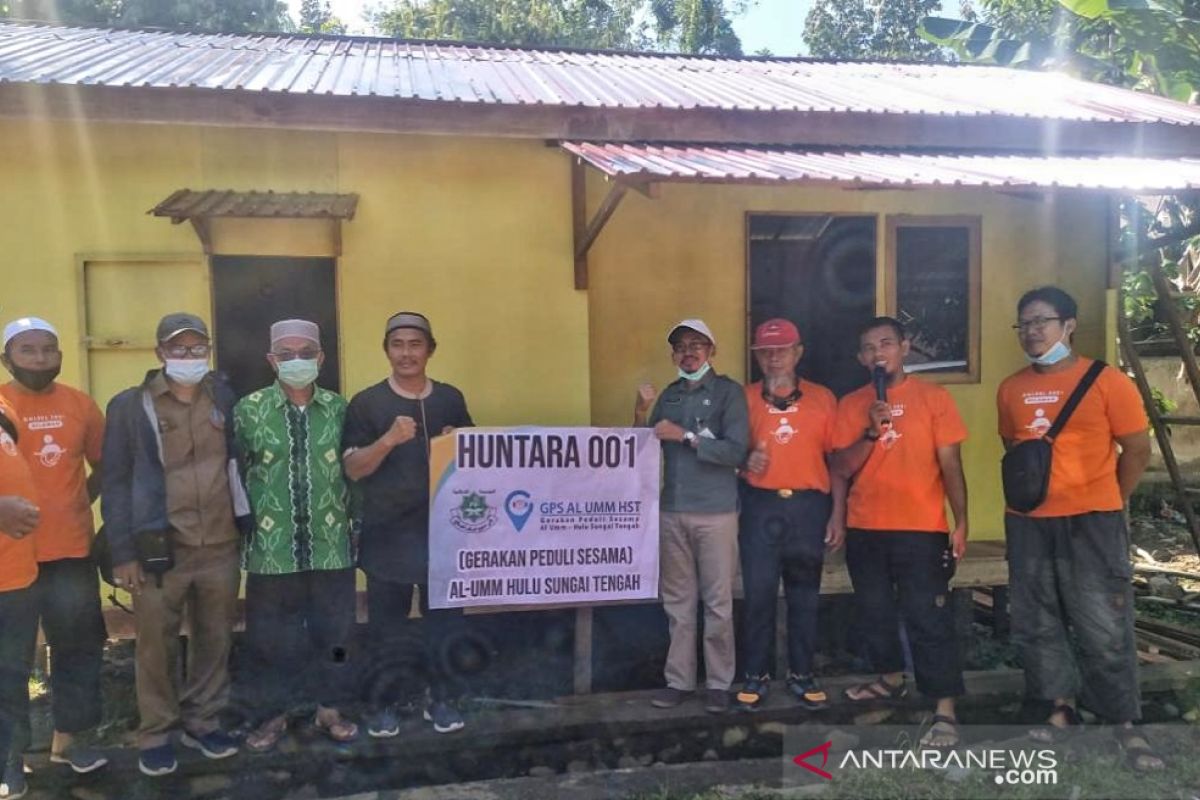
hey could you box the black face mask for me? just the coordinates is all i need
[9,364,60,392]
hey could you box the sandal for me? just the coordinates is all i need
[245,715,288,753]
[919,714,960,749]
[1117,728,1165,772]
[843,676,908,703]
[1028,704,1081,743]
[314,709,359,744]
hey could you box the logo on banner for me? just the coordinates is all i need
[505,490,534,532]
[450,490,498,533]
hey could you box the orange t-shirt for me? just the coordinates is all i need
[743,379,835,493]
[0,395,38,591]
[0,382,104,561]
[997,357,1147,518]
[833,376,967,532]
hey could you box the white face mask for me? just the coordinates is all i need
[276,358,320,390]
[678,361,712,382]
[164,358,209,386]
[1025,332,1072,366]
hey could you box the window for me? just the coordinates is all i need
[886,216,981,383]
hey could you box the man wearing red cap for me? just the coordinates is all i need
[634,319,749,714]
[735,319,845,712]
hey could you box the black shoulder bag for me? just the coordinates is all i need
[1001,359,1107,513]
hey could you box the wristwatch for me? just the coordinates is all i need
[683,431,698,446]
[863,428,880,442]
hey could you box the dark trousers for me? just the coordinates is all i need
[845,529,964,699]
[739,487,830,679]
[0,587,37,769]
[1006,511,1140,723]
[365,576,464,705]
[33,558,107,734]
[244,568,357,722]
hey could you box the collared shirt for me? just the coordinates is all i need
[234,382,354,575]
[649,370,750,513]
[149,372,237,548]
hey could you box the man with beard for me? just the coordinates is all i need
[0,318,107,788]
[998,286,1159,770]
[635,319,749,714]
[735,319,845,712]
[831,317,968,749]
[102,313,249,776]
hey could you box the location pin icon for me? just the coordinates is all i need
[505,490,533,532]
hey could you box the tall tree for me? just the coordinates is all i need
[3,0,292,32]
[651,0,743,56]
[803,0,945,60]
[299,0,346,34]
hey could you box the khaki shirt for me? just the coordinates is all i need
[149,372,237,548]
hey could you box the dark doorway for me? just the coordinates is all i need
[211,256,340,398]
[747,215,877,397]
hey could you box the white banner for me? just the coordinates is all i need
[428,427,661,609]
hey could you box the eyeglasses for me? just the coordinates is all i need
[162,343,210,358]
[1012,317,1063,332]
[271,348,320,361]
[671,342,711,355]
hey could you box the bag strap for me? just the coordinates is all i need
[1044,359,1107,443]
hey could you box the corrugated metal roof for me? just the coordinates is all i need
[562,142,1200,191]
[2,21,1199,126]
[148,189,358,221]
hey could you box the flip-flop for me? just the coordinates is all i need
[919,714,960,750]
[843,676,908,702]
[245,716,288,753]
[314,712,359,744]
[1028,704,1082,743]
[1117,729,1165,772]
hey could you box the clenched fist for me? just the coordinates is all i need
[381,416,418,448]
[634,383,658,415]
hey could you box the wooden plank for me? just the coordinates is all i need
[5,83,1200,157]
[574,182,628,263]
[1149,259,1200,410]
[571,158,588,290]
[573,606,594,695]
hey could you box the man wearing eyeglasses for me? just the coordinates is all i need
[634,319,749,714]
[233,320,358,753]
[998,286,1159,770]
[101,312,251,776]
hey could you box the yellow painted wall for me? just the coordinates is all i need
[585,177,1113,541]
[0,119,590,427]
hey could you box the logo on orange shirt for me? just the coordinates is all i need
[0,431,16,457]
[1026,409,1053,436]
[35,433,65,467]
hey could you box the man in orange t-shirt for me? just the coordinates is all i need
[0,317,108,779]
[831,317,969,749]
[0,392,40,799]
[734,319,845,713]
[998,286,1158,770]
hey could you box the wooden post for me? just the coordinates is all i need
[573,606,593,695]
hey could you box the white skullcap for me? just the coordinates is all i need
[270,319,320,348]
[3,317,58,348]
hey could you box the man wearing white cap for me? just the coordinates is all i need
[634,319,749,714]
[0,317,108,785]
[233,319,358,751]
[101,312,251,776]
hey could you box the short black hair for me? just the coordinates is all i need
[1017,286,1078,322]
[859,316,906,342]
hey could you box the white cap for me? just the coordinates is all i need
[3,317,58,348]
[666,318,716,348]
[270,319,320,348]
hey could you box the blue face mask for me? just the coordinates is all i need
[277,358,320,390]
[1025,334,1071,366]
[164,358,209,386]
[678,361,711,382]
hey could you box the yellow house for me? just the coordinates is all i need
[3,20,1200,553]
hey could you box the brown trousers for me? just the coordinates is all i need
[659,511,740,691]
[132,539,240,748]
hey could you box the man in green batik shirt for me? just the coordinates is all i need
[233,319,359,752]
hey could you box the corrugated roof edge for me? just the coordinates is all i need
[0,17,997,67]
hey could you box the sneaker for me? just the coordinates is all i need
[366,707,401,738]
[704,688,730,714]
[0,760,26,800]
[735,676,770,711]
[788,673,829,711]
[423,701,465,734]
[180,729,238,760]
[50,745,109,774]
[137,743,178,777]
[650,687,694,709]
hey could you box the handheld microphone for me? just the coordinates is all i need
[872,364,891,431]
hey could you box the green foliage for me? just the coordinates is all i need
[803,0,946,60]
[651,0,743,55]
[3,0,292,32]
[299,0,346,34]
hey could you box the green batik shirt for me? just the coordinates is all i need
[233,382,355,575]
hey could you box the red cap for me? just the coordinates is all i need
[751,318,801,349]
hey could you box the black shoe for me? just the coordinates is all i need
[735,676,769,711]
[788,673,828,710]
[650,687,694,708]
[704,688,730,714]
